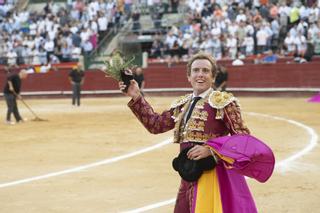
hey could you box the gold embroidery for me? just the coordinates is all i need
[193,110,208,121]
[187,119,205,131]
[181,132,218,143]
[224,103,250,134]
[230,114,236,120]
[170,94,192,109]
[172,90,239,143]
[216,109,224,119]
[209,91,237,109]
[172,108,180,122]
[208,91,238,119]
[172,98,192,143]
[195,99,205,109]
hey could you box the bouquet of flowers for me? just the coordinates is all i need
[102,51,135,92]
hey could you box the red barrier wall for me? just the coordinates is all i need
[1,62,319,95]
[143,63,320,88]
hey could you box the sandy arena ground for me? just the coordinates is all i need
[0,95,319,213]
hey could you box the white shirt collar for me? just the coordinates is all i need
[192,88,212,99]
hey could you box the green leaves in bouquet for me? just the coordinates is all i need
[103,52,135,81]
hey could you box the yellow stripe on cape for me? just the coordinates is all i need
[206,146,235,166]
[194,169,222,213]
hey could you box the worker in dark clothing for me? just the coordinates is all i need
[214,65,228,91]
[69,63,85,106]
[133,67,145,96]
[3,69,28,125]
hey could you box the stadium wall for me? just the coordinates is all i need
[0,62,319,96]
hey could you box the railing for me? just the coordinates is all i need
[29,0,66,3]
[15,0,29,12]
[0,54,81,67]
[83,23,125,70]
[126,18,170,35]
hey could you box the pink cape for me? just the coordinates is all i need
[308,92,320,103]
[190,134,275,212]
[206,134,275,183]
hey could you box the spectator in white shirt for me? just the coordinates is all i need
[237,21,247,54]
[45,15,54,33]
[29,21,37,36]
[236,9,247,23]
[44,38,55,62]
[23,35,35,50]
[34,33,44,50]
[31,47,41,65]
[294,31,307,57]
[71,45,82,62]
[243,33,254,56]
[297,19,309,36]
[89,18,99,34]
[227,21,238,37]
[278,2,290,28]
[284,32,296,55]
[164,30,177,49]
[256,26,269,53]
[211,22,222,38]
[199,35,213,55]
[6,48,17,66]
[97,10,108,41]
[308,23,319,40]
[80,27,91,44]
[299,4,310,21]
[212,36,222,59]
[309,5,319,24]
[61,42,72,62]
[245,22,254,36]
[82,39,93,55]
[38,46,48,65]
[263,22,274,50]
[226,34,237,59]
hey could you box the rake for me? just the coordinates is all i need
[14,92,48,122]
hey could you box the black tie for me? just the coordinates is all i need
[185,97,201,122]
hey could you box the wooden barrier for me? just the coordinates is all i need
[0,62,319,96]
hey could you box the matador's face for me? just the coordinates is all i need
[188,59,214,96]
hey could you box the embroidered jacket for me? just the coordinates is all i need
[128,90,250,144]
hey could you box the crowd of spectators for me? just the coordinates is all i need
[149,0,320,65]
[0,0,127,67]
[1,0,320,68]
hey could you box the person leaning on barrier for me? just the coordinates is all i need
[119,52,274,213]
